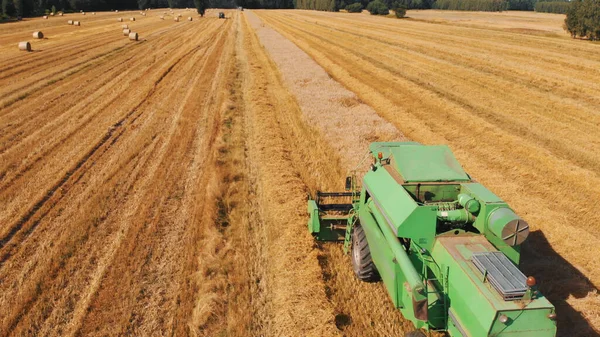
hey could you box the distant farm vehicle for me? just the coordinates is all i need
[219,12,225,19]
[308,142,557,336]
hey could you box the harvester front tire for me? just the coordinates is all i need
[406,331,427,337]
[352,225,379,282]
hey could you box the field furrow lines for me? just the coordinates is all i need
[1,7,598,337]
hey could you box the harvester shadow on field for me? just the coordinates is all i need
[521,231,600,337]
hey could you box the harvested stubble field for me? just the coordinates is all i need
[406,10,567,35]
[0,6,598,337]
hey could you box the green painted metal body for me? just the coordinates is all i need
[307,142,556,336]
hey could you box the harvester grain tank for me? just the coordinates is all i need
[308,142,556,336]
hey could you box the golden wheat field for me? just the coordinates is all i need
[0,7,599,337]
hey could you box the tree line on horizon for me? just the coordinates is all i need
[0,0,588,15]
[295,0,578,12]
[295,0,598,39]
[0,0,293,17]
[0,0,242,17]
[2,0,597,40]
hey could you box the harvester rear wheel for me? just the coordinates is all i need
[351,225,379,282]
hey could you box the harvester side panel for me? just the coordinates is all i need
[358,206,404,306]
[358,205,428,329]
[363,169,437,250]
[431,236,556,337]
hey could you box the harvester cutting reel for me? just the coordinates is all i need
[307,174,360,250]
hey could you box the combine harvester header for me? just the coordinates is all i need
[308,142,556,337]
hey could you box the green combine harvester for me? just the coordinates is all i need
[308,142,557,337]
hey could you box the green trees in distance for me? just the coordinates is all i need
[239,0,293,9]
[376,0,433,10]
[433,0,507,11]
[2,0,161,16]
[345,2,362,11]
[508,0,535,10]
[299,0,430,12]
[1,0,243,17]
[366,0,388,13]
[535,0,569,13]
[295,0,337,11]
[393,5,406,16]
[194,0,206,15]
[0,0,575,18]
[565,0,600,39]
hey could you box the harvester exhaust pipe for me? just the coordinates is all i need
[488,208,530,246]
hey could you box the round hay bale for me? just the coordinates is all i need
[82,12,85,15]
[178,14,182,17]
[50,12,54,16]
[122,24,128,29]
[33,31,44,39]
[18,41,31,51]
[118,18,122,22]
[67,20,73,25]
[130,17,135,21]
[123,29,130,36]
[115,10,119,13]
[174,17,179,22]
[188,17,192,21]
[129,32,138,41]
[43,15,48,19]
[59,13,63,16]
[92,12,96,15]
[160,16,164,20]
[74,21,80,26]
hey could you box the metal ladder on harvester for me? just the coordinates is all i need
[417,248,450,333]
